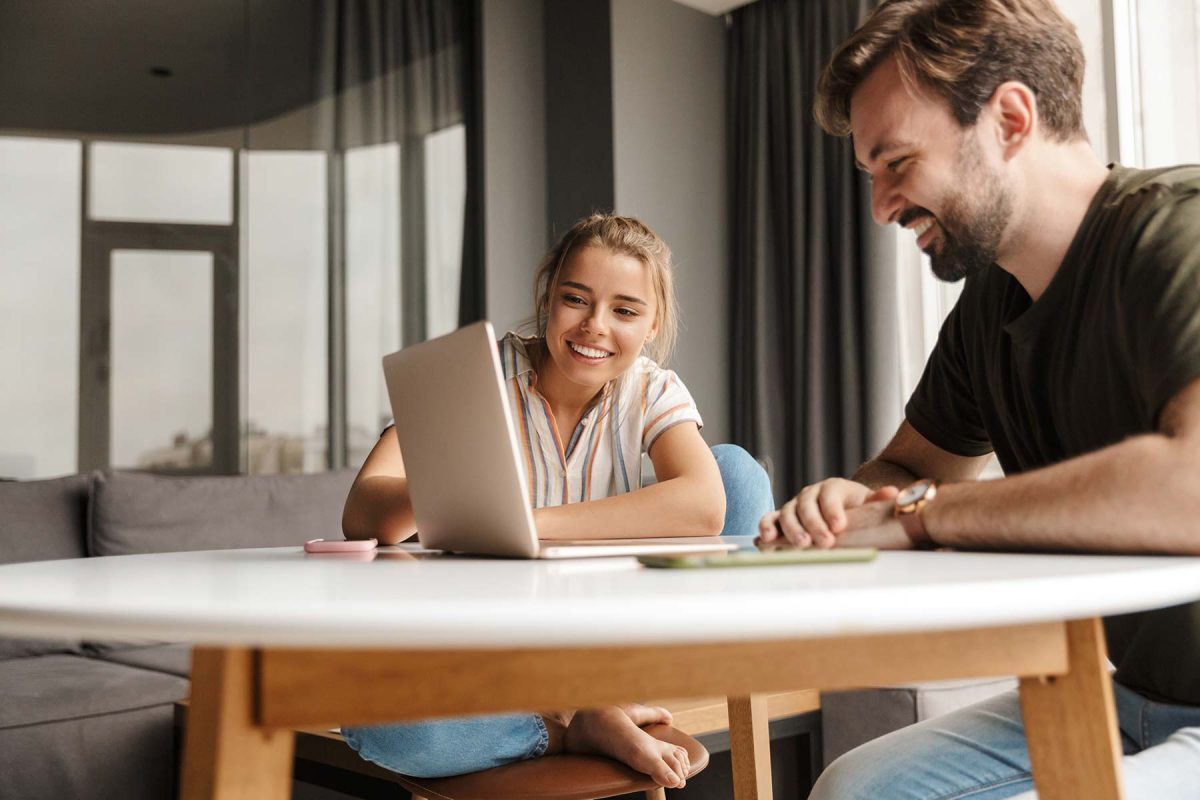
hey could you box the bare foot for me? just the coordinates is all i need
[564,705,691,788]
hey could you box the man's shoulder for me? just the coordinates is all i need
[1109,163,1200,195]
[1102,164,1200,217]
[1103,165,1200,267]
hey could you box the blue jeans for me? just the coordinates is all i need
[343,444,772,778]
[810,682,1200,800]
[712,443,774,536]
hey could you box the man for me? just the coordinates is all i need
[756,0,1200,797]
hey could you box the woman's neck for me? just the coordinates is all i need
[529,339,604,417]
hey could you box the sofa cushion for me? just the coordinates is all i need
[0,653,188,729]
[0,474,92,660]
[0,656,182,800]
[89,642,192,678]
[0,636,82,662]
[89,468,357,556]
[0,473,90,565]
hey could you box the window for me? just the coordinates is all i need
[0,1,478,479]
[1110,0,1200,167]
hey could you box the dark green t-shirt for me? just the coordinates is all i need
[905,164,1200,705]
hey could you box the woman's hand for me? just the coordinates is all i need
[757,478,900,548]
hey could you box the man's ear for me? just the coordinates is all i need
[989,81,1037,157]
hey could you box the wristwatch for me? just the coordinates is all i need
[894,479,939,549]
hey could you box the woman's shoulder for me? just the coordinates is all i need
[498,332,538,381]
[618,355,693,405]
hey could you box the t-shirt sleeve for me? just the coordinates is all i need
[1120,189,1200,425]
[904,295,994,457]
[641,367,704,452]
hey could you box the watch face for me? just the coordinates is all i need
[897,479,931,506]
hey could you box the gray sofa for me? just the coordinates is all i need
[0,469,356,800]
[0,469,1011,799]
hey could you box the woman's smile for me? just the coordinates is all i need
[567,340,615,363]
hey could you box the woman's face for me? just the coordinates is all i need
[543,245,659,394]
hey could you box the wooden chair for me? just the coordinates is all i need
[390,724,708,800]
[178,690,821,798]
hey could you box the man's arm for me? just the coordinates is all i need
[854,420,993,488]
[921,377,1200,554]
[759,420,991,547]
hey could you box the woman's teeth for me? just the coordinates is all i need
[569,342,612,359]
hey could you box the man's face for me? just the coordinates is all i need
[850,57,1013,282]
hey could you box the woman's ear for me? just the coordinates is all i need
[645,319,660,345]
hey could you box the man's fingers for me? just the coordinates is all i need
[796,488,835,547]
[777,498,814,548]
[816,487,850,533]
[865,485,900,503]
[757,510,781,542]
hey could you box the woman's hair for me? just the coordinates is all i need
[530,213,679,364]
[814,0,1086,143]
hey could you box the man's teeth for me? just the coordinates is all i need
[913,219,934,237]
[569,342,612,359]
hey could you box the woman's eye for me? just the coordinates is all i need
[562,294,585,305]
[615,308,637,318]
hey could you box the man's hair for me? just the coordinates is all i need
[531,213,679,364]
[814,0,1087,142]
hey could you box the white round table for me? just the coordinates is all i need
[4,543,1199,800]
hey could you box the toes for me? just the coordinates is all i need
[661,749,685,788]
[653,758,682,788]
[673,744,690,775]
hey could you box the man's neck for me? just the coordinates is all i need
[996,141,1110,302]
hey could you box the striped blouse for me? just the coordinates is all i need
[498,332,703,508]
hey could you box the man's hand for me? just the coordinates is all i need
[757,478,901,548]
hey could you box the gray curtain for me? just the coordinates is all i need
[728,0,900,502]
[309,0,481,345]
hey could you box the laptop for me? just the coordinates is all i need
[381,321,736,559]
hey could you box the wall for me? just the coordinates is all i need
[611,0,729,443]
[483,0,730,443]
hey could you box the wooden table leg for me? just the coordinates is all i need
[1019,618,1124,800]
[181,647,295,800]
[728,694,773,800]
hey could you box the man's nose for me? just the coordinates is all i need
[871,175,903,227]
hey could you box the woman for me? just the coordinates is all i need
[341,214,772,787]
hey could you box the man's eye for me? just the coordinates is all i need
[888,156,908,172]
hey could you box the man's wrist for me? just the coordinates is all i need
[894,479,939,549]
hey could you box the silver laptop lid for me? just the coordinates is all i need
[382,321,539,557]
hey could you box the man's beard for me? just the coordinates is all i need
[911,136,1012,283]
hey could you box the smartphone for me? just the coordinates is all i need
[638,547,877,569]
[304,538,377,553]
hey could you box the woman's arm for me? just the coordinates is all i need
[340,427,419,544]
[534,422,726,540]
